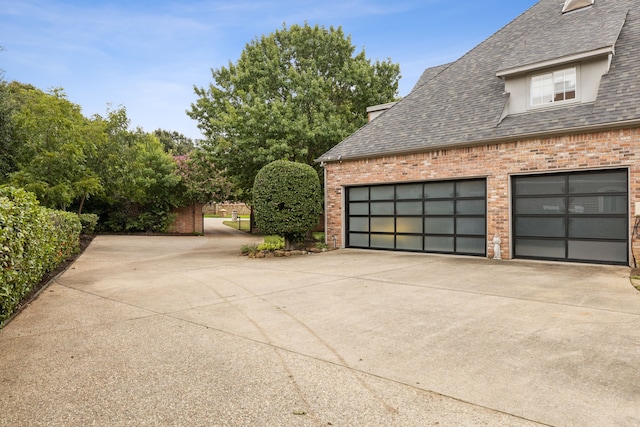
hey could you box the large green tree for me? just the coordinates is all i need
[7,84,101,211]
[189,23,401,201]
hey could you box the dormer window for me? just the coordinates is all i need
[530,67,577,107]
[562,0,594,14]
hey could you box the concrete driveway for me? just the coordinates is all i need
[1,218,640,426]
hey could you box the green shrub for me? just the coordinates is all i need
[78,213,99,234]
[0,187,81,328]
[253,160,322,249]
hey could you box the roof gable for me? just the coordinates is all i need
[318,0,639,163]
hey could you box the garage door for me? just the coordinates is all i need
[346,179,486,256]
[512,169,628,265]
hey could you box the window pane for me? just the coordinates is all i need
[396,184,423,199]
[515,197,565,215]
[456,180,485,197]
[349,233,369,247]
[397,235,423,251]
[569,196,627,214]
[425,218,454,234]
[371,217,394,233]
[457,237,485,254]
[396,217,422,234]
[349,202,369,215]
[349,217,369,232]
[568,218,627,239]
[425,182,454,198]
[515,217,565,237]
[514,175,565,195]
[425,200,454,215]
[457,218,485,235]
[396,201,422,215]
[516,239,565,258]
[425,236,454,252]
[371,234,394,249]
[349,187,368,201]
[371,202,394,215]
[457,199,485,215]
[568,171,627,194]
[568,241,627,263]
[370,186,395,200]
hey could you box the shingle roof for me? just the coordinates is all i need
[318,0,640,163]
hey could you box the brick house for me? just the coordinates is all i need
[317,0,640,266]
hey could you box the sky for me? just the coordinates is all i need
[0,0,538,141]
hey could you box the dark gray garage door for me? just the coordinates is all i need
[512,169,628,265]
[346,179,486,256]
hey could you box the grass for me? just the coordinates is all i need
[222,218,251,232]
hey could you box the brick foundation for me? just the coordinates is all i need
[324,128,640,265]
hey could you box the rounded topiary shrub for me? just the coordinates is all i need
[253,160,322,250]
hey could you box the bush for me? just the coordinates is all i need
[253,160,322,249]
[78,213,99,234]
[0,187,81,328]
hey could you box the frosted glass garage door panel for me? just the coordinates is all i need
[349,187,369,201]
[349,217,369,232]
[349,233,369,247]
[569,171,627,194]
[425,201,454,215]
[425,218,454,234]
[371,202,394,215]
[396,184,423,199]
[456,218,485,235]
[396,217,422,234]
[349,202,369,215]
[396,201,422,215]
[371,217,394,233]
[568,241,627,263]
[397,235,423,251]
[457,199,485,215]
[515,239,565,258]
[514,175,566,195]
[515,217,565,237]
[425,182,454,198]
[456,180,485,197]
[425,236,454,252]
[569,218,627,239]
[370,234,395,249]
[456,237,485,254]
[515,197,565,215]
[370,186,395,200]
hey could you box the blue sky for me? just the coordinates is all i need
[0,0,538,140]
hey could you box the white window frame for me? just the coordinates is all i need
[528,66,579,109]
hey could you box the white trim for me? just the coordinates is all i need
[496,46,613,78]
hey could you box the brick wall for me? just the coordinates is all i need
[324,128,640,263]
[169,204,204,234]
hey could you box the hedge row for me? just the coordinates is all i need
[0,187,82,328]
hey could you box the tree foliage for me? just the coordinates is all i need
[189,23,401,201]
[7,83,101,211]
[1,83,212,232]
[154,129,195,156]
[253,160,322,249]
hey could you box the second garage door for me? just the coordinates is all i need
[512,169,628,265]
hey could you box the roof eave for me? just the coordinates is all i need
[316,119,640,164]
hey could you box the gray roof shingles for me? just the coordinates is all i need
[318,0,639,162]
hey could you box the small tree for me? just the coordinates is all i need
[253,160,322,250]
